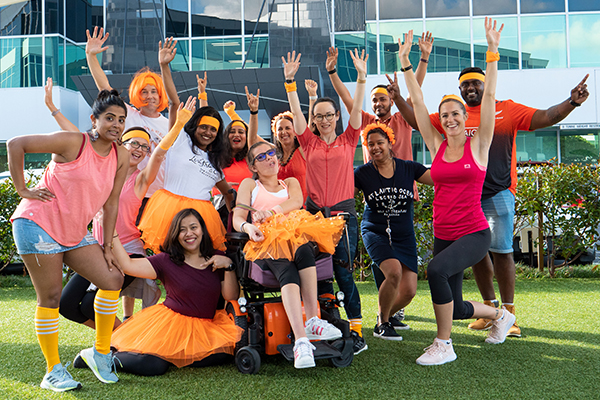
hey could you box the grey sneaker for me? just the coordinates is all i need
[40,363,82,392]
[485,309,516,344]
[79,347,120,383]
[416,338,457,366]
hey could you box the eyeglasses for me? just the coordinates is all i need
[313,113,336,122]
[125,140,151,153]
[252,149,277,163]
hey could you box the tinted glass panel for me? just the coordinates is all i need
[472,17,518,70]
[192,37,242,70]
[560,129,599,164]
[65,0,103,42]
[244,0,268,35]
[335,33,365,82]
[520,0,564,13]
[521,15,566,69]
[366,24,377,75]
[192,0,241,36]
[379,0,422,20]
[425,19,471,72]
[65,40,88,90]
[0,0,42,35]
[569,14,600,68]
[0,37,43,88]
[516,129,558,162]
[170,39,189,71]
[166,0,188,37]
[45,36,64,87]
[473,0,517,15]
[378,21,422,74]
[45,0,63,34]
[568,0,600,11]
[426,0,468,18]
[244,36,269,68]
[366,0,376,20]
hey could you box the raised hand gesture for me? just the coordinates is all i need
[349,49,368,80]
[44,77,55,110]
[326,47,338,72]
[385,72,401,101]
[158,37,178,66]
[305,79,318,97]
[418,31,434,58]
[485,17,503,53]
[86,26,109,56]
[223,100,236,112]
[177,96,196,125]
[570,74,590,105]
[195,71,207,94]
[245,86,260,112]
[282,51,301,80]
[398,30,414,60]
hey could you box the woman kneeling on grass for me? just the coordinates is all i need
[399,19,515,366]
[101,208,242,376]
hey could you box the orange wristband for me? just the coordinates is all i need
[486,51,500,62]
[198,92,207,101]
[284,81,297,93]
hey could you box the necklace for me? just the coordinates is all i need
[280,146,297,166]
[373,158,398,248]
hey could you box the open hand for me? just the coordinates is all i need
[326,47,338,72]
[398,30,414,61]
[485,17,504,52]
[86,26,109,56]
[349,48,368,79]
[418,31,434,59]
[158,37,178,66]
[177,96,196,124]
[282,51,301,80]
[44,77,55,110]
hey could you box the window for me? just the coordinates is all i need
[516,129,558,162]
[520,0,564,13]
[425,19,471,72]
[335,33,365,82]
[379,0,422,20]
[569,14,600,68]
[520,15,567,69]
[426,0,468,18]
[472,17,519,70]
[472,0,517,15]
[377,21,422,74]
[560,128,599,164]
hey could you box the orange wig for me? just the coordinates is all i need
[128,68,168,112]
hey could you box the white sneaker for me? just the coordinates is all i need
[304,316,343,341]
[485,309,516,344]
[416,338,457,366]
[293,338,316,369]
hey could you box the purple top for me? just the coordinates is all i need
[148,252,224,319]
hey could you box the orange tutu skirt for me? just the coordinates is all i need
[138,189,226,253]
[243,210,345,261]
[111,304,243,368]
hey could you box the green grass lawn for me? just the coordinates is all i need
[1,276,599,400]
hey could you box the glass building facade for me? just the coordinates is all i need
[1,0,599,166]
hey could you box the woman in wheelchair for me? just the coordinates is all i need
[105,208,243,376]
[233,141,346,369]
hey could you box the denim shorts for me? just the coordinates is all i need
[12,218,98,255]
[480,189,515,254]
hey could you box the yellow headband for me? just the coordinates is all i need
[122,129,151,143]
[362,122,396,149]
[440,94,465,106]
[459,72,485,83]
[231,120,246,129]
[198,116,220,130]
[371,87,389,97]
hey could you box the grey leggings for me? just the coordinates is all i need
[427,228,491,320]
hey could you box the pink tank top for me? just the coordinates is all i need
[430,137,489,241]
[250,180,289,211]
[12,134,118,246]
[278,149,307,203]
[92,169,142,246]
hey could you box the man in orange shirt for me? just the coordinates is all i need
[399,67,589,337]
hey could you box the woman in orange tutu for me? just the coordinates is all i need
[107,208,242,376]
[233,142,345,369]
[137,96,233,252]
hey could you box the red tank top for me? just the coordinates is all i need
[430,137,488,241]
[277,148,307,202]
[12,134,118,246]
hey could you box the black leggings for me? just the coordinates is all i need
[427,228,491,320]
[114,352,233,376]
[59,273,136,323]
[254,242,317,287]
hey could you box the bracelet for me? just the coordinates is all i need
[240,222,248,233]
[309,96,318,101]
[285,79,295,84]
[51,109,60,116]
[268,209,276,216]
[357,78,367,84]
[113,234,119,238]
[420,58,429,63]
[569,98,581,107]
[400,65,412,72]
[328,68,337,75]
[250,110,259,115]
[486,51,500,62]
[285,81,297,93]
[198,92,207,101]
[273,205,283,214]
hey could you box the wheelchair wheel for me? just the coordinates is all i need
[329,339,354,368]
[226,302,248,352]
[235,346,261,374]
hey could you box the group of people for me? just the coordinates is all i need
[7,17,590,392]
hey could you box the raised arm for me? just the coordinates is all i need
[415,31,433,86]
[283,52,308,135]
[348,49,368,130]
[44,78,79,132]
[111,235,157,279]
[326,47,354,113]
[474,17,502,163]
[245,86,265,146]
[385,72,418,129]
[197,72,208,108]
[305,79,318,129]
[158,37,181,129]
[85,27,113,92]
[399,30,443,157]
[529,74,590,131]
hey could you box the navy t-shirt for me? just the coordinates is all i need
[148,252,224,319]
[354,158,427,237]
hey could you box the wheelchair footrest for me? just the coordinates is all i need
[277,340,342,362]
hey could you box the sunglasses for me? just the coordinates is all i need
[125,140,151,153]
[313,113,336,122]
[252,149,277,163]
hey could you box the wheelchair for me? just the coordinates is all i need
[224,230,355,374]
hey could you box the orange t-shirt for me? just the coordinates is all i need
[430,100,537,199]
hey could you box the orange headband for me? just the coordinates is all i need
[198,116,220,130]
[362,122,396,148]
[440,94,465,106]
[271,111,294,134]
[122,129,151,143]
[231,120,246,130]
[459,72,485,83]
[371,87,389,97]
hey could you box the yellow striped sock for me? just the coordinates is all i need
[349,318,363,337]
[35,306,60,372]
[94,289,120,355]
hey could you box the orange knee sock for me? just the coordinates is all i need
[94,289,120,354]
[349,318,363,337]
[35,306,60,372]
